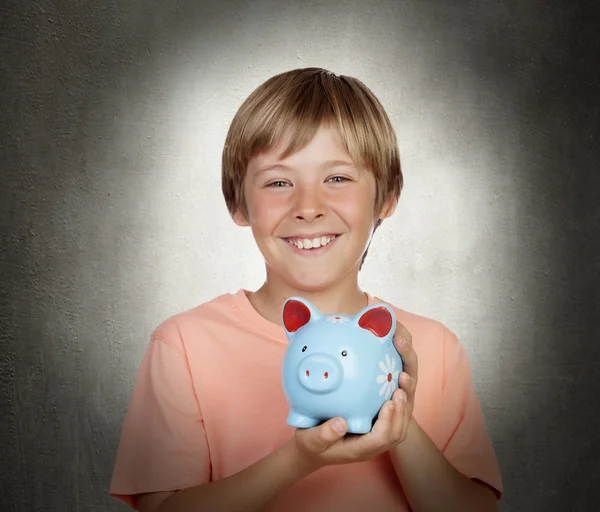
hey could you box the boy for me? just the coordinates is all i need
[109,68,503,511]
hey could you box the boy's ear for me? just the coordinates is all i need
[232,208,250,227]
[378,196,398,220]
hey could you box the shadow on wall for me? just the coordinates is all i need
[2,0,598,511]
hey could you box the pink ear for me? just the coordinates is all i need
[283,300,311,332]
[358,306,393,337]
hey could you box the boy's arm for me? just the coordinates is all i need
[139,437,316,512]
[140,395,416,512]
[390,322,502,512]
[389,419,499,512]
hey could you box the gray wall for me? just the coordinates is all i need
[1,0,598,510]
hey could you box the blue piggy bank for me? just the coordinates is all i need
[281,296,403,434]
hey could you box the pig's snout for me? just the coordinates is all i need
[298,354,343,393]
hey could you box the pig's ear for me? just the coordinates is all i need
[355,303,396,343]
[282,296,321,339]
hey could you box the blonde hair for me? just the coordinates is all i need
[221,67,403,268]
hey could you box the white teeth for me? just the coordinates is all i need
[288,235,336,250]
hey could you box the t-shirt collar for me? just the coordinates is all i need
[230,288,377,344]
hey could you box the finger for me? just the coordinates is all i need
[395,322,413,346]
[370,400,396,441]
[333,402,400,460]
[400,388,411,439]
[323,427,375,462]
[397,338,418,381]
[305,417,347,454]
[398,371,417,414]
[392,388,407,440]
[399,371,416,396]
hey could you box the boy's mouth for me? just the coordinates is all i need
[284,234,340,250]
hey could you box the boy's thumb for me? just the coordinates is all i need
[310,417,347,452]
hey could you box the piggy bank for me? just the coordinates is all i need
[281,296,403,434]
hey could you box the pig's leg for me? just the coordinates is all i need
[287,409,320,428]
[347,417,373,434]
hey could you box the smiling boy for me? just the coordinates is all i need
[109,67,503,511]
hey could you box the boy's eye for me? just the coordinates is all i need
[267,180,290,187]
[327,176,347,183]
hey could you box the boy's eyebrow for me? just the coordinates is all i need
[322,159,356,169]
[255,159,356,174]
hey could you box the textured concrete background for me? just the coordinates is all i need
[1,0,598,510]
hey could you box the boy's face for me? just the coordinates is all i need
[234,124,396,293]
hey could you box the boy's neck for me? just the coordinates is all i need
[247,277,368,327]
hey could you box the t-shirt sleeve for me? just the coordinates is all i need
[109,332,211,509]
[436,326,503,500]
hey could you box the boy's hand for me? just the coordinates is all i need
[293,322,418,470]
[393,321,417,428]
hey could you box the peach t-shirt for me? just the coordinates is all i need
[109,289,502,510]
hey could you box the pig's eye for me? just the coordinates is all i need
[341,350,347,356]
[302,346,307,352]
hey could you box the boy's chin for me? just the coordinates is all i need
[276,269,354,294]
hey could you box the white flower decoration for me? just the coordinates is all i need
[377,354,399,399]
[325,315,350,323]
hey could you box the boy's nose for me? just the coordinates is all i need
[292,186,327,221]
